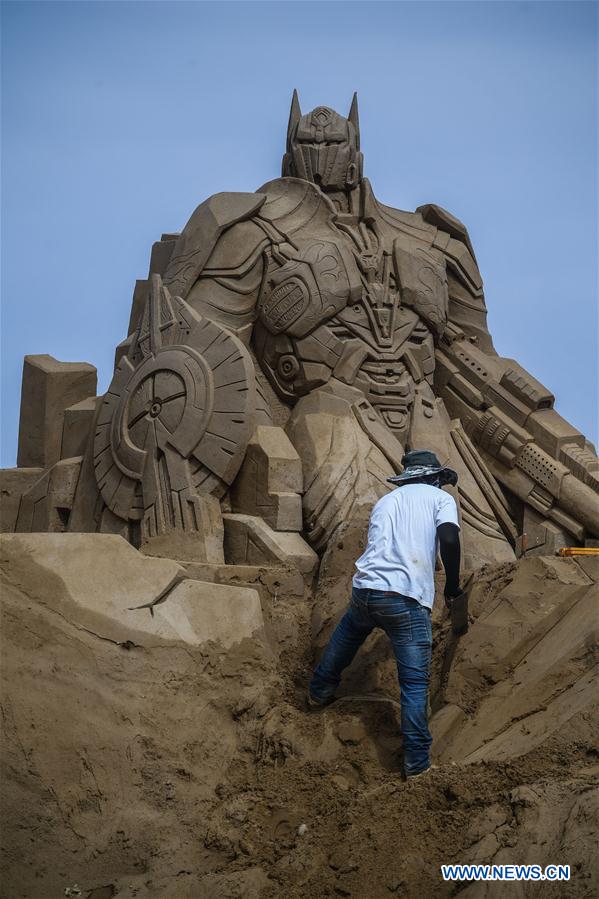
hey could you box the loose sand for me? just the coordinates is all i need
[1,535,597,898]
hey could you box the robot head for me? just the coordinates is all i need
[282,90,364,191]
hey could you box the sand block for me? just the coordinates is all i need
[149,579,264,649]
[179,561,306,599]
[432,555,599,764]
[0,468,43,532]
[139,493,225,564]
[521,506,569,556]
[230,426,303,531]
[0,533,264,649]
[61,396,99,460]
[223,513,318,577]
[17,355,97,469]
[15,457,82,532]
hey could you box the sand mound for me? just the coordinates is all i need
[1,535,597,898]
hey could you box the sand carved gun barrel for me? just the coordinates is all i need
[436,339,599,543]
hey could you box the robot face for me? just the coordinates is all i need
[282,92,364,191]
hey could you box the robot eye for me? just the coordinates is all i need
[297,139,345,147]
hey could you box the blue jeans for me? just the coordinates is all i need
[309,587,433,776]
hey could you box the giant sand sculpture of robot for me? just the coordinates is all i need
[6,93,599,572]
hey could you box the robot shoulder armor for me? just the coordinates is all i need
[416,203,482,293]
[203,218,269,274]
[255,177,335,233]
[416,203,477,260]
[204,191,267,227]
[163,191,266,298]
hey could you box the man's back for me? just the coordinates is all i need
[309,449,462,777]
[353,483,459,607]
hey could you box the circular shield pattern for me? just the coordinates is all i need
[94,307,256,523]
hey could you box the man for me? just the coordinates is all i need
[308,450,463,779]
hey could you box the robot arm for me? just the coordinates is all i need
[417,203,496,354]
[128,191,269,344]
[435,334,599,542]
[435,292,599,542]
[424,204,599,544]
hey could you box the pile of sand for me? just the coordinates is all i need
[1,534,597,898]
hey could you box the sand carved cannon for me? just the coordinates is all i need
[9,93,599,571]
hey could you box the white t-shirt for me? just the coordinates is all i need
[352,483,459,609]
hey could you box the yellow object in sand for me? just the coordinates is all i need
[558,547,599,556]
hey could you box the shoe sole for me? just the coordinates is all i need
[306,694,336,711]
[406,764,438,780]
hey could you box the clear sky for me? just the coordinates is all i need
[1,0,597,466]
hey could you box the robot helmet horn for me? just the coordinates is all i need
[348,92,360,150]
[287,89,302,151]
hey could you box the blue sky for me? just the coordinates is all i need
[1,0,597,465]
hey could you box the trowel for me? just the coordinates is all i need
[450,587,469,636]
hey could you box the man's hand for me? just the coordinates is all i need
[443,585,463,610]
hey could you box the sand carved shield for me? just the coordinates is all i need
[94,275,256,539]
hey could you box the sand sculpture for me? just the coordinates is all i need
[5,93,599,569]
[3,93,599,899]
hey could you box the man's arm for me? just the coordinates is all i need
[437,522,461,603]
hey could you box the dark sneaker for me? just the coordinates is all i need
[306,692,336,711]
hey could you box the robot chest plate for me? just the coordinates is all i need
[257,238,362,338]
[257,220,447,348]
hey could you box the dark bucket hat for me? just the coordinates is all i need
[387,449,458,487]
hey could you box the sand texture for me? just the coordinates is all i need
[1,534,598,899]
